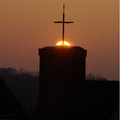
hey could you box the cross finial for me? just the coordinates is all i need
[54,4,74,45]
[63,4,65,13]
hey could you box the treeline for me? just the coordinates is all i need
[0,67,108,81]
[86,73,107,81]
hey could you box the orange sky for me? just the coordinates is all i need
[0,0,119,80]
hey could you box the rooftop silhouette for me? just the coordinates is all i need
[0,77,30,119]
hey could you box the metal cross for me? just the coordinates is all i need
[54,4,74,44]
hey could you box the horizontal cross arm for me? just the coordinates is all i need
[54,21,63,23]
[64,21,74,24]
[54,21,74,24]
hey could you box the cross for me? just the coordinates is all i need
[54,4,74,44]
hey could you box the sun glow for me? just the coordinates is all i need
[56,41,70,46]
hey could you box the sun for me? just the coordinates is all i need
[56,41,70,46]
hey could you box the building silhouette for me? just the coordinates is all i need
[37,4,118,120]
[37,46,119,120]
[38,46,87,119]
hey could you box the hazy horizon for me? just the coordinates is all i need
[0,0,118,80]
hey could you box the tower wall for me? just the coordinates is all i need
[39,46,87,82]
[38,46,87,119]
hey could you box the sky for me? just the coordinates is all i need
[0,0,119,80]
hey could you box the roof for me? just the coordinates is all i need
[42,46,86,51]
[39,46,87,57]
[0,78,30,119]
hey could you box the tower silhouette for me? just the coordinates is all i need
[38,4,87,119]
[39,4,87,82]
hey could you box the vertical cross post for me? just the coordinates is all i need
[63,4,65,43]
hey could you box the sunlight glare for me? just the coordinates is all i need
[56,41,70,46]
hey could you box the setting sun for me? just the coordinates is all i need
[56,41,70,46]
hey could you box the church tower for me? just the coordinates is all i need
[39,4,87,82]
[38,4,87,119]
[37,5,119,120]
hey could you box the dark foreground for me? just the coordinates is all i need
[37,80,119,120]
[0,78,119,120]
